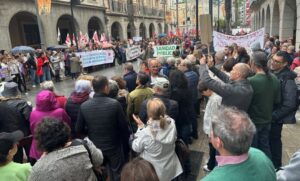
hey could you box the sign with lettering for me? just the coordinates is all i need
[153,45,177,57]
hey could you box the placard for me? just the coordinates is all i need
[75,50,114,68]
[153,45,177,57]
[126,46,141,61]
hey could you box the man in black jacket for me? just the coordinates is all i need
[270,51,298,169]
[139,77,178,124]
[76,75,130,181]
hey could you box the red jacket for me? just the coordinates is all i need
[290,57,300,70]
[36,58,44,76]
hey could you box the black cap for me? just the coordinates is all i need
[0,130,24,143]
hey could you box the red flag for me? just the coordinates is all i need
[65,33,71,47]
[72,34,76,46]
[93,31,99,44]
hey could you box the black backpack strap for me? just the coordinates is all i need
[71,139,93,164]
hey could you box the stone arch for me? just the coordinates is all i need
[57,14,80,44]
[9,11,41,48]
[127,23,136,39]
[149,23,155,38]
[88,16,105,39]
[139,23,146,38]
[265,5,271,33]
[158,23,162,34]
[111,21,123,41]
[279,0,296,41]
[271,0,280,36]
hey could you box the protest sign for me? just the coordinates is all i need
[133,36,143,42]
[153,45,176,57]
[126,46,141,61]
[213,28,265,53]
[75,50,114,68]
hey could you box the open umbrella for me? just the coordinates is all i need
[11,46,35,54]
[47,45,69,51]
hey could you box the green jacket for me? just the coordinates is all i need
[201,148,276,181]
[247,73,281,127]
[127,86,153,120]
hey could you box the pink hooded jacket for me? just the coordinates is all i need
[29,90,71,160]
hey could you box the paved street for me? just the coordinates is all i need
[21,61,300,180]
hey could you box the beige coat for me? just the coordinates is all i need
[70,56,81,73]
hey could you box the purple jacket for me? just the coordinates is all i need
[29,90,71,160]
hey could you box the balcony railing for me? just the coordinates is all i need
[109,2,163,18]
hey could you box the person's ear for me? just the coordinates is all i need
[215,137,224,150]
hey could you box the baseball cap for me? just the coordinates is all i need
[151,77,170,92]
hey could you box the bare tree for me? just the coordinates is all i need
[225,0,232,34]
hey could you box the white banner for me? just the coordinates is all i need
[75,50,114,68]
[126,46,141,61]
[133,36,143,42]
[213,28,265,53]
[153,45,177,57]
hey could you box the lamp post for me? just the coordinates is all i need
[196,0,199,40]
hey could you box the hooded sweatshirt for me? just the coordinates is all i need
[29,90,71,160]
[132,116,182,181]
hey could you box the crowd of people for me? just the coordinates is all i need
[0,32,300,181]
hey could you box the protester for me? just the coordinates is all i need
[270,51,298,169]
[26,52,38,87]
[202,107,276,181]
[0,82,32,163]
[199,55,253,111]
[248,52,280,159]
[139,77,178,124]
[198,81,222,172]
[276,148,300,181]
[148,58,167,83]
[41,52,51,82]
[41,81,67,108]
[111,76,129,100]
[236,46,250,64]
[29,118,103,181]
[50,51,61,82]
[123,62,137,92]
[178,59,199,139]
[70,52,81,80]
[0,131,31,181]
[169,70,193,144]
[127,72,153,129]
[65,80,91,135]
[131,98,182,181]
[140,60,150,74]
[29,90,70,164]
[76,75,130,181]
[121,157,159,181]
[108,80,127,114]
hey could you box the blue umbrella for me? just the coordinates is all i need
[11,46,35,54]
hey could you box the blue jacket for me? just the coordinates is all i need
[184,70,199,104]
[123,71,137,92]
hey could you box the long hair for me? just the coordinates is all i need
[147,98,167,130]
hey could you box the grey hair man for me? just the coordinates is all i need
[202,106,276,181]
[199,56,253,111]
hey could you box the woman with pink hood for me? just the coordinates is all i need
[29,90,70,165]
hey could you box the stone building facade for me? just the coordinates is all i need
[0,0,167,50]
[250,0,300,49]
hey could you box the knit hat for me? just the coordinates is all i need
[75,80,92,93]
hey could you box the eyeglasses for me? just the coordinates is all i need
[272,58,285,64]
